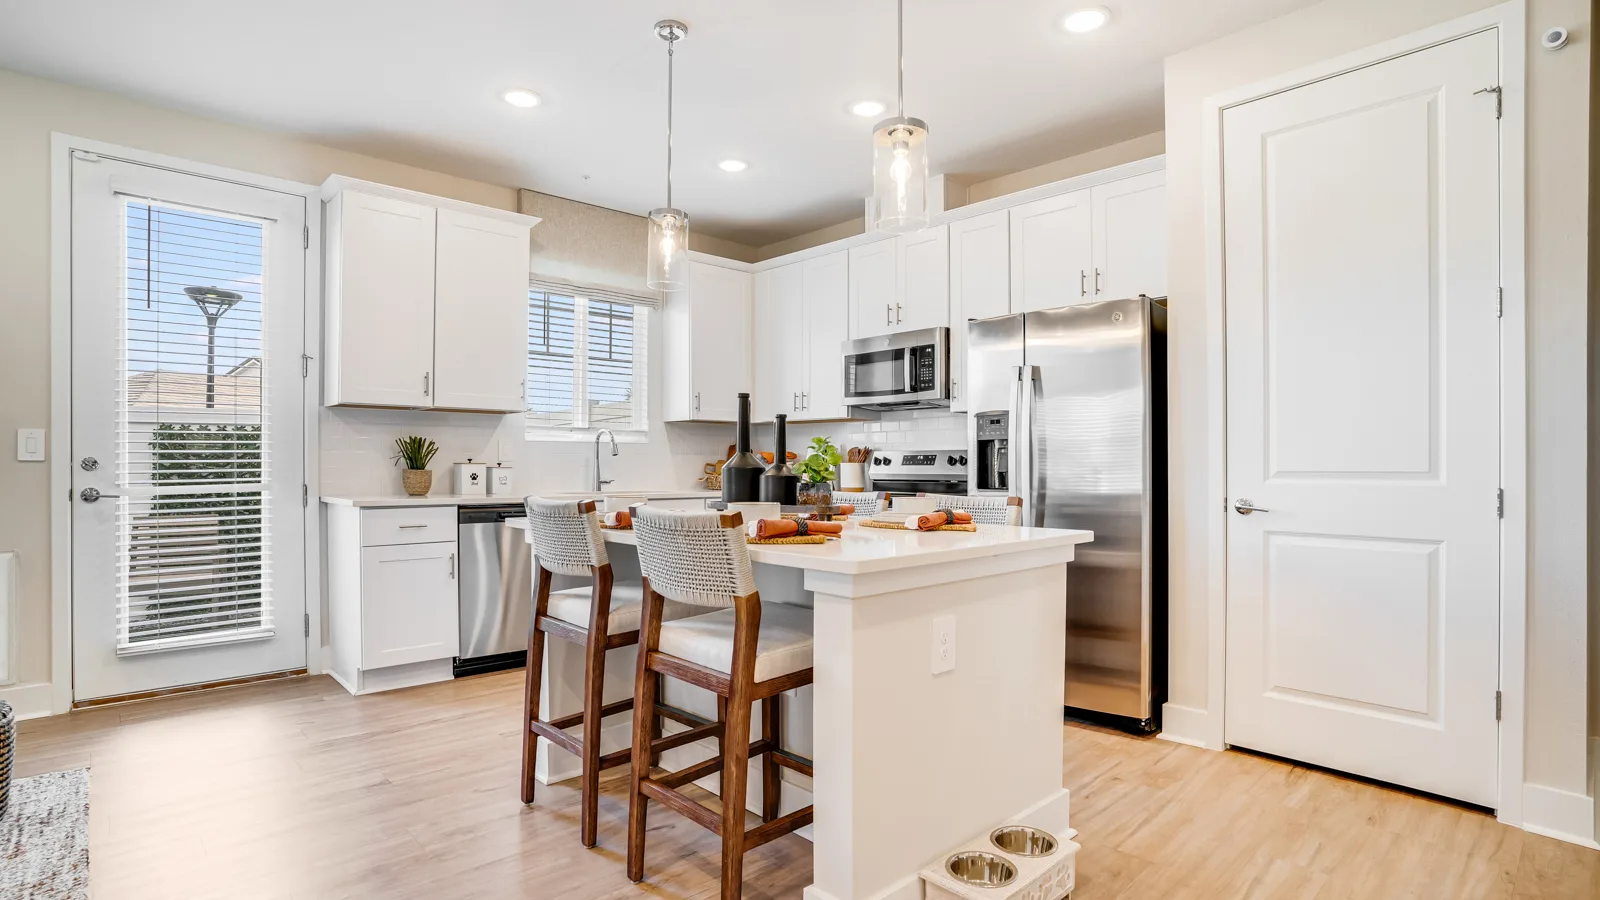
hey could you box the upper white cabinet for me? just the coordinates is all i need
[1009,189,1093,313]
[751,263,803,423]
[949,210,1011,412]
[800,250,851,419]
[848,238,898,339]
[322,177,537,413]
[1090,170,1167,300]
[849,227,950,340]
[663,258,752,422]
[1009,171,1167,314]
[750,251,851,422]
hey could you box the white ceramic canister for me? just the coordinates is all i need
[452,460,488,496]
[485,465,514,495]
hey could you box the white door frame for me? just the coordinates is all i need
[49,134,325,715]
[1196,1,1527,824]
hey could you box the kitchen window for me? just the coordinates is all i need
[525,288,650,441]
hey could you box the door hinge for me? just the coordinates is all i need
[304,613,311,638]
[1495,690,1502,721]
[1496,488,1504,519]
[1475,85,1503,119]
[70,149,102,163]
[301,354,312,378]
[302,484,309,508]
[1496,287,1503,318]
[303,225,310,249]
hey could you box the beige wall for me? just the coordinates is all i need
[1163,0,1592,818]
[752,131,1167,261]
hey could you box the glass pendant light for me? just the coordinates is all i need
[871,0,929,233]
[647,19,691,291]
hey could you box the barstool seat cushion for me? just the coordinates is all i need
[657,602,814,683]
[547,582,700,635]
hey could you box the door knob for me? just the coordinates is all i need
[1233,498,1270,515]
[79,487,121,503]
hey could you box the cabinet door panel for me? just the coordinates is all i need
[433,209,531,412]
[1009,189,1092,313]
[949,210,1010,413]
[360,541,460,669]
[1092,172,1167,300]
[848,239,898,340]
[753,264,804,421]
[330,192,436,406]
[895,226,949,334]
[687,261,751,422]
[800,250,850,419]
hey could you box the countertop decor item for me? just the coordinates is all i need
[392,435,439,496]
[796,435,842,507]
[760,414,799,505]
[720,393,764,503]
[451,459,487,496]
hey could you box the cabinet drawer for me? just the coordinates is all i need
[361,506,458,546]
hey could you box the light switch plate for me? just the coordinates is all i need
[16,428,45,462]
[931,614,956,675]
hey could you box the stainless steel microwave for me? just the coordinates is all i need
[842,326,950,410]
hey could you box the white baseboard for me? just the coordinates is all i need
[1522,781,1599,849]
[1158,702,1217,749]
[0,681,54,719]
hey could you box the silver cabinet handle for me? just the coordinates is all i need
[79,487,121,502]
[448,552,455,578]
[1233,499,1270,515]
[397,524,428,529]
[951,378,959,400]
[1094,268,1102,294]
[1080,270,1087,297]
[886,303,893,326]
[694,392,701,413]
[793,392,799,412]
[801,392,808,410]
[423,372,430,396]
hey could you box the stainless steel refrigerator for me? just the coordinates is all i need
[966,296,1167,731]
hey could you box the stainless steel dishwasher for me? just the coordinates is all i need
[455,504,532,677]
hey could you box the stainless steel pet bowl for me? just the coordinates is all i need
[990,825,1059,858]
[945,851,1018,888]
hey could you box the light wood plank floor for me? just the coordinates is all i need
[15,671,1599,899]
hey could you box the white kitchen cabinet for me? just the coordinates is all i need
[326,503,461,695]
[663,258,752,422]
[432,208,532,412]
[949,210,1011,412]
[1090,170,1167,301]
[798,250,851,419]
[895,225,950,334]
[322,176,537,413]
[848,238,898,339]
[1009,188,1093,313]
[751,263,803,422]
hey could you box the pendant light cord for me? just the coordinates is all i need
[666,36,675,209]
[896,0,905,118]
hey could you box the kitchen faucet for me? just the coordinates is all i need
[594,429,618,492]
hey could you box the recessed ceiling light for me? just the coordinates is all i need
[718,159,749,173]
[1062,7,1111,33]
[502,89,541,108]
[850,99,887,118]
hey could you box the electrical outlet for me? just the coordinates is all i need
[498,439,514,464]
[931,614,956,675]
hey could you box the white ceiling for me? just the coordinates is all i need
[0,0,1316,246]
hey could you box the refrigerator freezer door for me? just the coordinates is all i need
[1025,297,1153,720]
[964,314,1025,499]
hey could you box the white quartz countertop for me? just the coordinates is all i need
[321,489,719,508]
[505,516,1092,577]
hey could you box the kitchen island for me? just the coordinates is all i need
[512,516,1092,900]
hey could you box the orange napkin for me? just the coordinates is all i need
[749,518,844,540]
[904,510,973,530]
[603,511,631,528]
[836,504,856,516]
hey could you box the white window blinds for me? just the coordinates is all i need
[119,200,273,652]
[526,286,650,439]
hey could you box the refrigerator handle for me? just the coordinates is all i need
[1009,365,1025,513]
[1021,365,1041,526]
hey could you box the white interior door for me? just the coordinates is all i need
[1223,31,1501,806]
[71,154,307,702]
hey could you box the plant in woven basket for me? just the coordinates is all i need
[392,436,439,496]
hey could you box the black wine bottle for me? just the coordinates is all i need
[721,393,764,503]
[760,414,799,505]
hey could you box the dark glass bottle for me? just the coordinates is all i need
[760,414,799,505]
[720,393,764,503]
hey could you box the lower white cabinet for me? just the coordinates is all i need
[326,504,461,694]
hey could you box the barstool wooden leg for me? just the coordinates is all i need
[520,565,554,804]
[719,595,762,900]
[578,564,615,848]
[761,694,781,823]
[649,670,666,769]
[627,579,667,883]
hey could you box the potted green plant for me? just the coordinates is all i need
[392,436,440,496]
[794,436,842,507]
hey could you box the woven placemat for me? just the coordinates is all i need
[746,534,832,545]
[859,519,979,533]
[600,524,632,531]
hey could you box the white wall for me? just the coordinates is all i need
[1163,0,1592,834]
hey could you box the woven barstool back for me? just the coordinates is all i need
[524,497,609,575]
[632,506,756,608]
[933,493,1023,526]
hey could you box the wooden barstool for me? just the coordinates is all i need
[927,492,1024,525]
[520,497,699,847]
[626,507,815,900]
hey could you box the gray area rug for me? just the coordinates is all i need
[1,768,90,899]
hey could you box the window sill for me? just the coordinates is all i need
[525,429,651,444]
